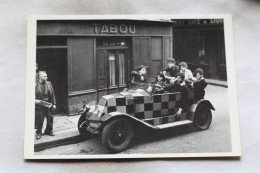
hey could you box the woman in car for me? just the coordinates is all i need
[153,72,168,94]
[127,65,148,89]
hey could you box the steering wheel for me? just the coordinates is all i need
[154,83,164,92]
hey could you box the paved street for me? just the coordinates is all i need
[36,85,231,155]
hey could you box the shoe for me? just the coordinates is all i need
[36,134,41,140]
[44,132,55,136]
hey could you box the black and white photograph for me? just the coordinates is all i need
[24,15,241,159]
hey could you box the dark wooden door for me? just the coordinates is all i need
[96,49,128,98]
[97,50,108,90]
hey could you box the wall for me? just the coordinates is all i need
[132,36,172,82]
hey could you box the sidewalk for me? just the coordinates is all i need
[34,114,85,152]
[34,79,227,152]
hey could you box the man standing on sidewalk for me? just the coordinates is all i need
[35,71,56,140]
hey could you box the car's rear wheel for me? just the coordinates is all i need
[78,113,92,138]
[193,104,212,130]
[102,118,134,153]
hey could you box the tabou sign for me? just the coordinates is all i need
[93,24,136,34]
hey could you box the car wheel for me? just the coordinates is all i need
[102,118,134,153]
[78,113,92,138]
[193,104,212,130]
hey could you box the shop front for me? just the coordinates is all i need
[172,19,227,80]
[36,20,173,115]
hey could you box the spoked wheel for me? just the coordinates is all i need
[78,113,92,138]
[193,105,212,130]
[102,118,134,153]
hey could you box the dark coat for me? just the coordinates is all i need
[162,65,180,83]
[194,79,207,100]
[131,71,147,83]
[164,81,189,112]
[127,71,147,89]
[35,81,56,108]
[154,80,168,94]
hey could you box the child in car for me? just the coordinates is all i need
[162,58,180,84]
[164,72,189,118]
[193,68,207,100]
[153,72,168,94]
[179,62,195,89]
[127,65,148,89]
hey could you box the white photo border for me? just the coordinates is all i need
[24,14,241,159]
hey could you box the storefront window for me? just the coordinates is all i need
[118,53,125,85]
[109,53,116,87]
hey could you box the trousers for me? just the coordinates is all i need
[35,107,53,134]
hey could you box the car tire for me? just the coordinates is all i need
[78,113,92,138]
[102,118,134,153]
[193,104,212,130]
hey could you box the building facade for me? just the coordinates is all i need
[172,19,227,80]
[36,19,227,115]
[36,20,173,115]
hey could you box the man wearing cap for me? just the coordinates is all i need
[35,71,56,140]
[162,58,180,84]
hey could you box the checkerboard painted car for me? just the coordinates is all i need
[78,85,215,153]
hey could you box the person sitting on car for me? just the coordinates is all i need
[164,72,189,118]
[193,68,208,100]
[153,72,168,94]
[179,62,195,89]
[162,58,180,84]
[127,65,148,89]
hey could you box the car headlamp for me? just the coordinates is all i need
[87,105,103,118]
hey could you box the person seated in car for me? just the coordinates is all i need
[162,58,180,84]
[193,68,208,100]
[179,62,195,89]
[127,65,148,89]
[164,72,189,118]
[153,72,168,94]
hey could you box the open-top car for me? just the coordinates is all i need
[78,84,215,153]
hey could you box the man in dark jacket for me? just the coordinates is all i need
[164,72,189,117]
[127,65,148,89]
[162,58,180,84]
[193,68,207,100]
[35,71,56,140]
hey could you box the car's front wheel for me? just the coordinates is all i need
[102,118,134,153]
[78,113,92,138]
[193,104,212,130]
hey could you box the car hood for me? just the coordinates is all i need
[97,89,151,115]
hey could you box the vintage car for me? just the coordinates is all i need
[78,84,215,153]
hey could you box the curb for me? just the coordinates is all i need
[34,134,87,152]
[207,82,228,88]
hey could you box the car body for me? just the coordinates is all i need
[78,85,215,153]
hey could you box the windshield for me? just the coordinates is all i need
[143,84,156,95]
[98,97,107,106]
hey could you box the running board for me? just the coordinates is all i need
[155,120,193,129]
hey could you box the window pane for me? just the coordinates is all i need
[119,53,125,85]
[109,53,116,86]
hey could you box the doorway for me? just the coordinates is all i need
[96,49,129,98]
[36,48,68,114]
